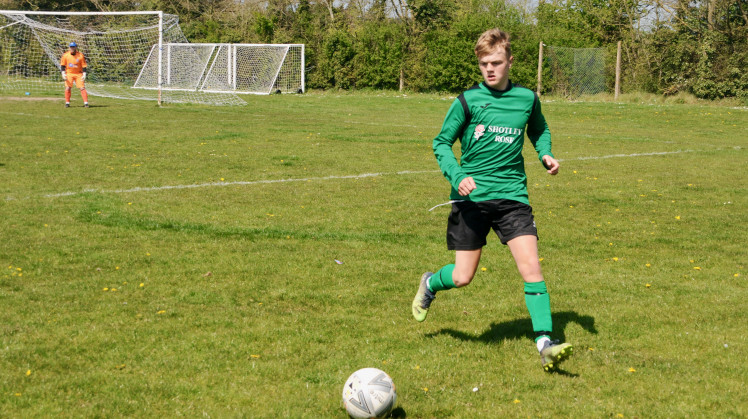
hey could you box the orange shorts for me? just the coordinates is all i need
[65,73,85,89]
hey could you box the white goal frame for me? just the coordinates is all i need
[134,43,305,95]
[0,10,167,104]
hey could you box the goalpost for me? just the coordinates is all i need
[0,10,246,105]
[135,43,305,95]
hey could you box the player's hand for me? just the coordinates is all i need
[457,177,477,196]
[542,155,560,175]
[81,73,86,81]
[61,72,67,81]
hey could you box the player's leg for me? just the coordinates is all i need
[507,235,572,371]
[412,249,481,322]
[64,78,72,107]
[496,200,572,371]
[412,201,488,322]
[76,76,88,107]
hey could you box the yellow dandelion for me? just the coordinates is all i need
[612,257,619,262]
[675,216,681,220]
[139,283,144,287]
[413,365,420,370]
[628,367,636,372]
[617,414,624,418]
[645,263,651,267]
[694,267,701,270]
[646,283,651,288]
[513,399,521,404]
[481,267,487,272]
[102,287,109,291]
[157,310,166,314]
[26,370,31,376]
[689,259,695,263]
[14,393,21,397]
[735,273,740,277]
[588,347,595,351]
[250,354,260,358]
[423,387,429,392]
[539,257,544,262]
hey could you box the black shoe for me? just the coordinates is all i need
[65,103,70,108]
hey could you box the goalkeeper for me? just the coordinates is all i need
[60,42,89,108]
[411,28,573,371]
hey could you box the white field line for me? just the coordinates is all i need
[32,149,694,199]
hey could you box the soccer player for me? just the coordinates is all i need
[411,28,573,371]
[60,42,88,108]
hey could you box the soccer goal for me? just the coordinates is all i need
[134,43,305,95]
[0,10,245,105]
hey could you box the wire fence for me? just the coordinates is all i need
[543,45,607,98]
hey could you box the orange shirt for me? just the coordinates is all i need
[61,51,87,74]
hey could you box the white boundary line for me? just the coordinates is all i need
[17,149,694,200]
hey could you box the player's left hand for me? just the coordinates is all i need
[81,73,86,81]
[542,155,560,175]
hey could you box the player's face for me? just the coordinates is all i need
[69,46,77,54]
[478,47,513,90]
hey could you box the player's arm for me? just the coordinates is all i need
[60,63,67,80]
[433,99,473,193]
[81,54,87,81]
[527,94,558,175]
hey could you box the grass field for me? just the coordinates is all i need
[1,90,746,418]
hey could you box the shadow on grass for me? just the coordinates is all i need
[390,406,407,417]
[425,310,596,377]
[425,311,597,344]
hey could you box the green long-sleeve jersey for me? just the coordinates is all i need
[433,81,553,204]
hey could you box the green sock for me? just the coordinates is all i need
[428,264,456,292]
[524,281,552,341]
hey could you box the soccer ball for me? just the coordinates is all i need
[342,368,397,418]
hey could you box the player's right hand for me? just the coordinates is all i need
[457,177,477,196]
[61,72,67,81]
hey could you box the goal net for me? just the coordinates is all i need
[545,46,607,98]
[0,11,245,105]
[135,43,305,95]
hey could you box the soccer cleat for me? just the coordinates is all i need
[411,272,436,322]
[84,103,89,108]
[540,340,573,371]
[65,103,70,107]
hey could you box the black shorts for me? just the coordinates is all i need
[446,199,537,250]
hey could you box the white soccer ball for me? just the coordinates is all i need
[342,368,397,418]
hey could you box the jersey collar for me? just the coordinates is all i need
[481,81,513,94]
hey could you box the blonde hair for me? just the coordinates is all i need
[474,28,512,58]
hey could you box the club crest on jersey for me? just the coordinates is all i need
[474,124,485,139]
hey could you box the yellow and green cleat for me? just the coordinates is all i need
[540,340,573,372]
[411,272,436,322]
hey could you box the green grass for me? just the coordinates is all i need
[1,91,746,417]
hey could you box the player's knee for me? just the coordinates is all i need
[452,270,475,287]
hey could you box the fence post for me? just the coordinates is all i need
[537,41,543,96]
[615,40,621,100]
